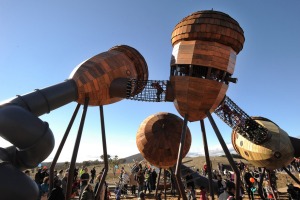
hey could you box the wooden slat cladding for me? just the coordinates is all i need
[171,10,245,54]
[232,119,294,170]
[171,76,228,122]
[70,45,148,106]
[171,41,236,74]
[136,112,192,169]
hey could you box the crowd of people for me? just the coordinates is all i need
[25,165,110,200]
[23,158,295,200]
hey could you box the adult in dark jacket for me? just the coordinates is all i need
[244,169,255,200]
[48,179,65,200]
[80,184,95,200]
[218,181,236,200]
[136,168,145,195]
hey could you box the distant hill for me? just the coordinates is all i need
[121,153,144,164]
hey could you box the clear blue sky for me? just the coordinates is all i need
[0,1,300,162]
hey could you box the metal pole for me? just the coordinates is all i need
[164,169,167,200]
[170,167,180,199]
[49,103,81,192]
[66,97,89,200]
[283,167,300,185]
[200,119,214,199]
[155,168,162,198]
[175,114,188,200]
[155,168,161,198]
[267,170,278,200]
[95,105,109,199]
[206,111,240,199]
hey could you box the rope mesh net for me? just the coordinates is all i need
[214,96,270,144]
[126,79,168,102]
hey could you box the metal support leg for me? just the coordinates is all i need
[164,169,167,200]
[200,120,214,199]
[49,104,80,192]
[175,114,188,200]
[66,97,89,200]
[155,168,162,198]
[170,168,180,199]
[95,105,109,199]
[258,168,266,200]
[267,170,278,200]
[283,167,300,185]
[206,111,241,199]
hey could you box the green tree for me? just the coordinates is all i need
[100,154,111,162]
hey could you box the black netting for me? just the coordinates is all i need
[214,96,270,144]
[126,79,168,102]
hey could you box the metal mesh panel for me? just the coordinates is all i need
[214,96,270,144]
[126,79,168,102]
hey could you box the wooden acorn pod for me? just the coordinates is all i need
[136,112,192,169]
[232,117,294,170]
[169,10,245,121]
[69,45,148,106]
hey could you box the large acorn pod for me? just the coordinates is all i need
[170,10,245,121]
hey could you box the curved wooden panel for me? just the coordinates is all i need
[171,10,245,54]
[69,45,148,106]
[136,112,192,169]
[232,118,294,170]
[171,76,228,122]
[171,40,236,74]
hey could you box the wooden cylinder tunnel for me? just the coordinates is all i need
[232,117,294,170]
[169,10,245,121]
[136,112,192,169]
[69,45,149,106]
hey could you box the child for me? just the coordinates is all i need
[199,186,208,200]
[114,186,121,200]
[186,185,196,200]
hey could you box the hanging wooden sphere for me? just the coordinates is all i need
[136,112,192,169]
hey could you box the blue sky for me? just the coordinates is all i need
[0,1,300,162]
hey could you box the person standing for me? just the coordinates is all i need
[150,168,157,190]
[129,172,137,195]
[218,181,236,200]
[199,186,208,200]
[114,186,121,200]
[244,168,255,200]
[61,172,68,196]
[80,184,95,200]
[79,167,90,200]
[48,179,65,200]
[136,168,145,195]
[40,176,50,199]
[90,167,96,184]
[57,169,64,180]
[121,170,130,196]
[144,170,152,194]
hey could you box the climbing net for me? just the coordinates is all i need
[214,96,270,144]
[126,79,168,102]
